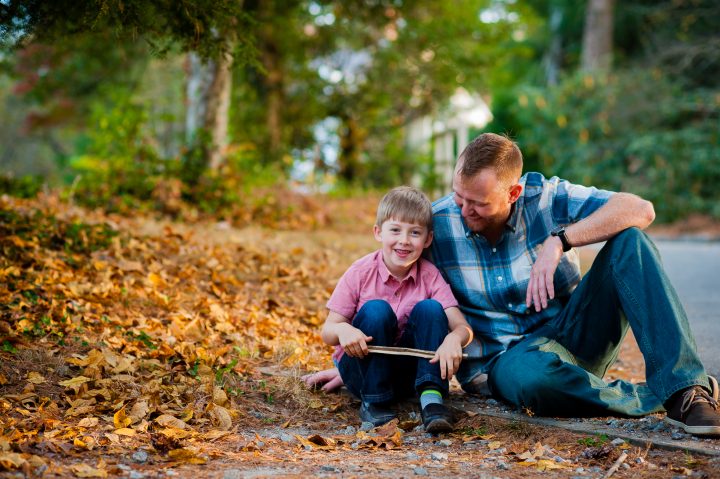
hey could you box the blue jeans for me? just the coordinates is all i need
[337,299,450,404]
[487,228,709,417]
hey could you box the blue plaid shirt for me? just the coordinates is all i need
[429,172,613,373]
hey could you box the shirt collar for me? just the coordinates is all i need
[376,250,418,284]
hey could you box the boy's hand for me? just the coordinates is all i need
[302,368,344,392]
[430,333,463,379]
[338,324,373,358]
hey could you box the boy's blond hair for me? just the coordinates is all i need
[376,186,433,229]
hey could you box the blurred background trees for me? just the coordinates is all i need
[1,0,718,222]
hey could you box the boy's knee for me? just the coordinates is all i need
[355,300,396,332]
[412,299,444,316]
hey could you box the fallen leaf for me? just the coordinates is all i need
[167,448,207,465]
[207,404,233,431]
[114,428,136,436]
[71,463,108,478]
[26,372,46,384]
[0,452,26,469]
[155,414,189,430]
[58,376,93,393]
[113,406,131,429]
[78,417,99,428]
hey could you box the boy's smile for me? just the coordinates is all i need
[373,218,433,279]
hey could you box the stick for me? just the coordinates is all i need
[603,452,628,479]
[367,345,469,359]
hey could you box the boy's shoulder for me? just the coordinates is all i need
[415,257,443,280]
[344,250,382,276]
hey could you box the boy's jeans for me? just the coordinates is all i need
[484,228,709,417]
[338,299,449,404]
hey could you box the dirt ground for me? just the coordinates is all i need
[2,202,720,479]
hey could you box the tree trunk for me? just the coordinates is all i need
[261,40,283,164]
[581,0,614,72]
[338,115,365,183]
[544,4,563,86]
[185,45,234,172]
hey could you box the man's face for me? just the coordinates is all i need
[452,168,518,234]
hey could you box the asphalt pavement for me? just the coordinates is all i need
[653,238,720,379]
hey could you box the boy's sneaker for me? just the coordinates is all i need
[360,401,396,427]
[664,376,720,436]
[421,403,454,433]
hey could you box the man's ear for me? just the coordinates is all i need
[508,183,523,204]
[373,224,382,242]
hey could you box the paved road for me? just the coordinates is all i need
[653,239,720,379]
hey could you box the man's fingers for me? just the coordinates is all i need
[545,270,555,299]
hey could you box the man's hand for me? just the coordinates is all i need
[301,368,344,392]
[526,235,564,312]
[337,324,373,358]
[430,332,463,379]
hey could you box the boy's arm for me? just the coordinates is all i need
[430,306,472,379]
[321,310,373,358]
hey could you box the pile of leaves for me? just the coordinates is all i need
[0,193,365,476]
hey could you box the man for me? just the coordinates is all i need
[428,132,719,435]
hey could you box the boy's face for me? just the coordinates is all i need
[373,218,433,278]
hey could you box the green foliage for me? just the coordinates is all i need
[489,69,720,222]
[67,90,164,209]
[577,434,609,447]
[0,174,43,197]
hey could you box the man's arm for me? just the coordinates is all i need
[526,192,655,312]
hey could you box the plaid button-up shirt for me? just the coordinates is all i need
[429,172,613,372]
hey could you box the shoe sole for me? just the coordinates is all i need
[664,417,720,436]
[424,418,453,434]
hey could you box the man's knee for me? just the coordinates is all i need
[489,352,566,408]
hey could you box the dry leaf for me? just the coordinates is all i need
[129,401,149,423]
[167,448,207,465]
[155,414,189,430]
[71,463,108,478]
[113,406,131,429]
[114,428,136,436]
[26,372,46,384]
[58,376,93,393]
[0,452,26,469]
[207,404,233,431]
[78,417,99,428]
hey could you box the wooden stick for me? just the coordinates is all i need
[603,452,628,479]
[367,345,469,359]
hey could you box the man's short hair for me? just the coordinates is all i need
[457,133,523,184]
[376,186,433,229]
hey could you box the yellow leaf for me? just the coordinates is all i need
[114,428,135,436]
[156,427,192,440]
[535,459,567,471]
[74,437,88,449]
[113,406,131,429]
[167,449,207,465]
[58,376,93,393]
[308,399,323,409]
[0,374,7,385]
[26,372,46,384]
[488,441,503,450]
[71,463,108,478]
[148,272,164,287]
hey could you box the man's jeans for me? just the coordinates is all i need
[338,299,450,404]
[483,228,708,417]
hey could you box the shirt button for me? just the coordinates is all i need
[492,248,497,253]
[508,303,512,308]
[497,276,503,281]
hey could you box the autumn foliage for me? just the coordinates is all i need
[0,192,378,475]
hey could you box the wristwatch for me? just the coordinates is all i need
[551,226,572,252]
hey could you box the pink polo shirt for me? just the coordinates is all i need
[327,249,458,363]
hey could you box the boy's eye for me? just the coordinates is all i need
[390,228,400,233]
[411,231,421,236]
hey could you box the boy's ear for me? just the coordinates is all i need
[373,224,382,242]
[423,230,434,249]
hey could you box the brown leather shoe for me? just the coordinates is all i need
[664,376,720,436]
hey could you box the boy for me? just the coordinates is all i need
[319,186,472,433]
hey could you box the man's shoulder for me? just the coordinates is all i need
[416,257,442,277]
[432,193,457,214]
